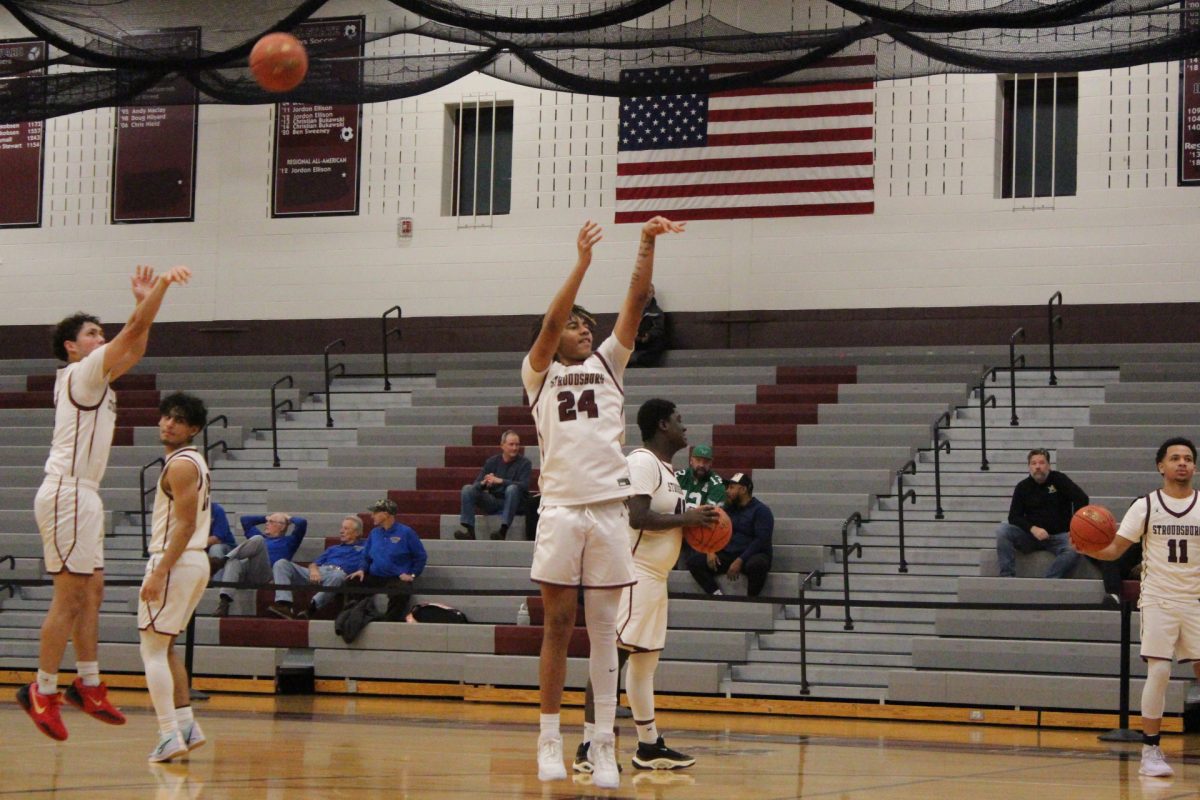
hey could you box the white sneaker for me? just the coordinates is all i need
[148,730,188,763]
[537,735,567,781]
[591,733,620,789]
[182,721,206,752]
[1139,744,1174,777]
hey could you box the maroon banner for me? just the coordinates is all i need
[112,29,199,223]
[272,16,364,217]
[0,38,46,228]
[1181,0,1200,185]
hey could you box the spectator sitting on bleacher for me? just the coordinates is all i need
[995,448,1087,579]
[687,473,773,597]
[628,283,668,368]
[676,444,725,509]
[348,499,427,621]
[206,501,234,580]
[268,516,365,620]
[211,512,307,617]
[455,429,533,541]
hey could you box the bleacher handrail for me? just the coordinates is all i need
[323,338,347,428]
[973,377,998,471]
[892,460,918,574]
[1008,327,1026,426]
[269,375,295,468]
[0,554,15,599]
[139,456,166,557]
[1048,291,1064,386]
[201,414,228,460]
[381,305,403,391]
[832,512,864,631]
[930,411,953,520]
[797,568,822,696]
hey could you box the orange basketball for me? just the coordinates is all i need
[1069,504,1117,554]
[684,507,732,554]
[250,32,308,93]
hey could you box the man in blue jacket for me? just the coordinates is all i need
[211,512,307,617]
[268,516,365,619]
[206,502,235,579]
[348,499,427,620]
[686,473,773,597]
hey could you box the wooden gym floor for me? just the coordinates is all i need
[0,690,1196,799]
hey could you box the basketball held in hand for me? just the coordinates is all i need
[250,32,308,93]
[684,507,732,554]
[1069,504,1117,554]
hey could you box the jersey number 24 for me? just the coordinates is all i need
[557,389,599,422]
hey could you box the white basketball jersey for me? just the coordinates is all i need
[43,344,118,484]
[522,335,633,506]
[149,447,212,554]
[626,448,686,580]
[1116,490,1200,604]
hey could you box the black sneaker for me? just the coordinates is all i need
[214,596,232,617]
[491,524,509,541]
[454,527,475,540]
[633,737,695,770]
[572,741,593,774]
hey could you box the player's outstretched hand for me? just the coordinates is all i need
[577,220,603,262]
[641,216,685,238]
[130,264,157,302]
[159,265,192,286]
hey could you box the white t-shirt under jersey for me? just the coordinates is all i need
[43,344,117,484]
[626,448,686,581]
[1116,489,1200,604]
[521,335,633,506]
[149,447,212,554]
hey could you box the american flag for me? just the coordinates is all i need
[615,62,875,223]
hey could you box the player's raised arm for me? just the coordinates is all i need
[104,264,192,380]
[612,216,684,350]
[528,221,603,373]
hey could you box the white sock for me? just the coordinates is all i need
[139,631,178,736]
[36,669,58,696]
[539,713,560,740]
[175,706,194,728]
[76,660,101,687]
[627,651,661,743]
[635,720,659,744]
[583,721,595,745]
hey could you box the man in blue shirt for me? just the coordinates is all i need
[348,499,427,620]
[267,516,365,619]
[211,512,307,617]
[456,430,533,541]
[206,502,235,579]
[686,473,773,597]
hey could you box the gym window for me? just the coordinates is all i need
[999,74,1078,199]
[445,96,513,222]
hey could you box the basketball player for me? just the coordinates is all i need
[523,216,684,789]
[138,392,211,762]
[576,398,716,773]
[18,264,191,741]
[1089,437,1199,778]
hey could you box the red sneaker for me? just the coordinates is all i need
[64,678,126,725]
[16,683,68,741]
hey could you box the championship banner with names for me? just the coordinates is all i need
[272,16,364,217]
[1180,0,1200,185]
[112,28,199,223]
[0,38,47,228]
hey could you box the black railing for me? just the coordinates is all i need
[1047,291,1063,386]
[931,411,952,520]
[797,569,823,696]
[894,461,918,573]
[831,512,863,630]
[381,305,403,391]
[323,338,347,428]
[974,373,997,471]
[139,457,165,557]
[270,376,295,468]
[0,554,15,598]
[202,415,227,461]
[1007,327,1025,426]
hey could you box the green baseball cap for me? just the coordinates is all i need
[691,444,714,459]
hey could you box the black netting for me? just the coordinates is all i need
[1,0,1197,123]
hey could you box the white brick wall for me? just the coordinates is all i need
[2,12,1199,327]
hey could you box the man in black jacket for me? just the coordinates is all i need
[995,448,1089,578]
[456,429,533,540]
[628,284,668,368]
[687,473,773,597]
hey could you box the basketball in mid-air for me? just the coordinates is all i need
[684,507,732,554]
[1069,504,1117,553]
[250,32,308,93]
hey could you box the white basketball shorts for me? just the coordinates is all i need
[1139,598,1200,662]
[138,550,210,637]
[36,476,105,575]
[616,564,669,652]
[531,500,636,589]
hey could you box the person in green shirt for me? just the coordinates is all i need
[675,444,725,509]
